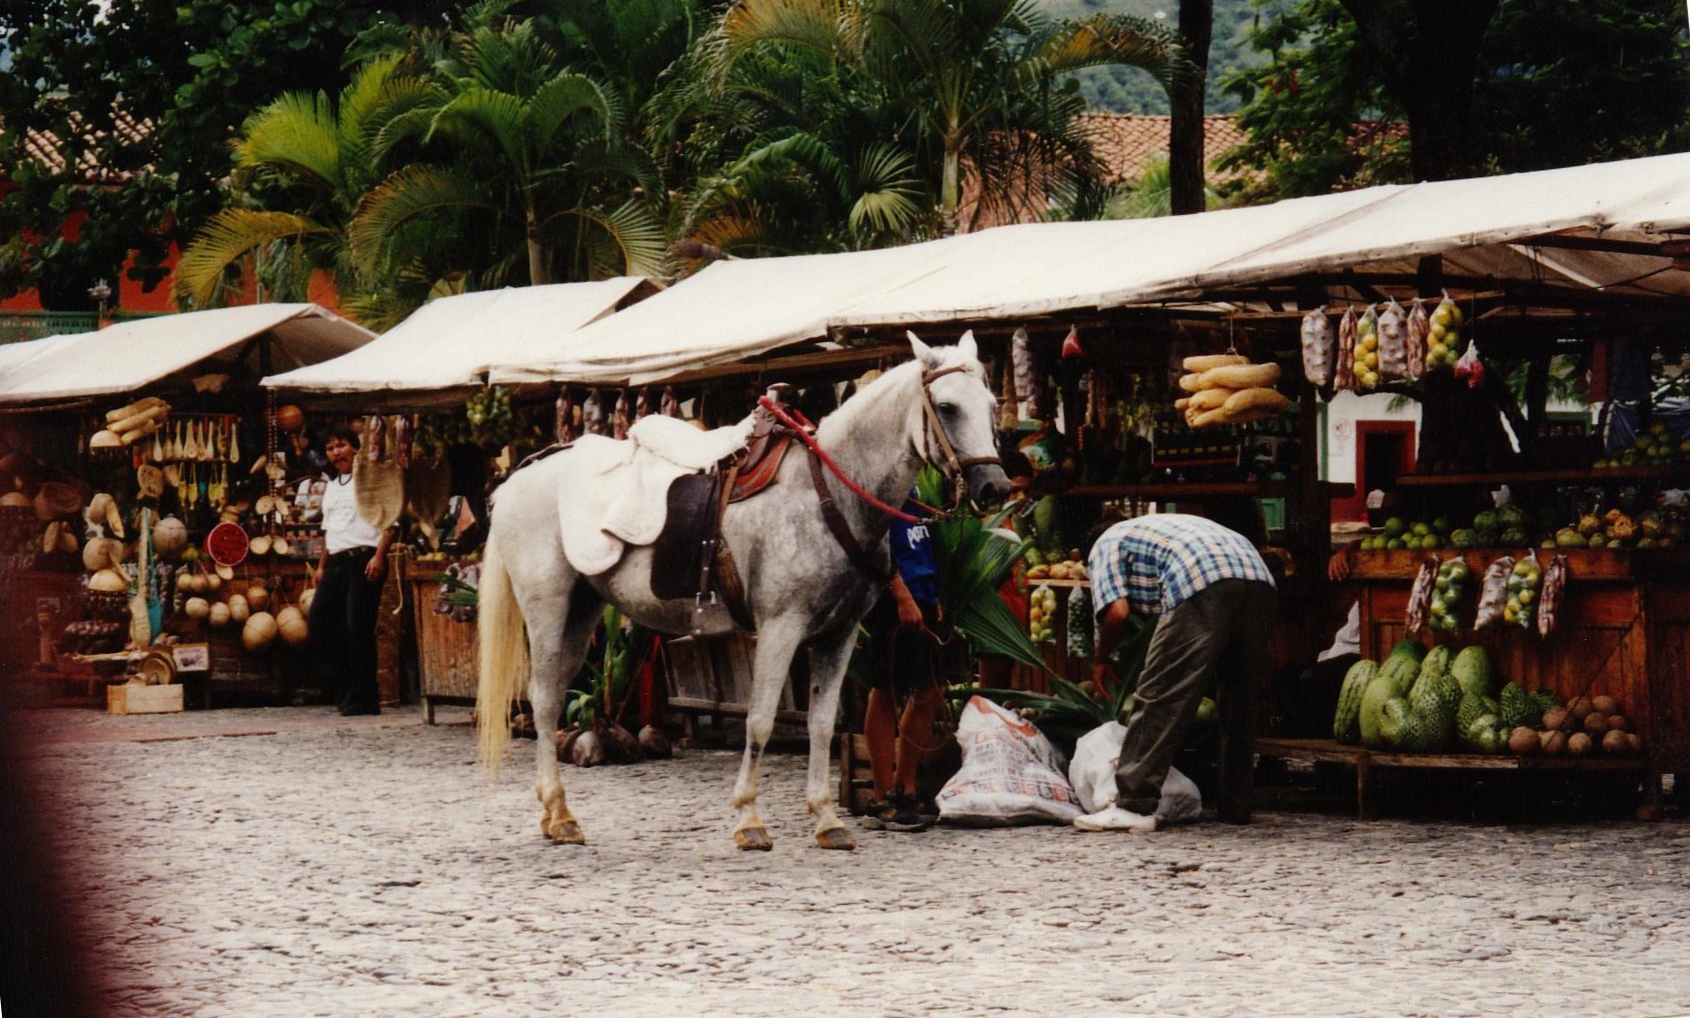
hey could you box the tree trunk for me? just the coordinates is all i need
[1338,0,1501,182]
[526,205,550,286]
[940,130,962,236]
[1169,0,1213,215]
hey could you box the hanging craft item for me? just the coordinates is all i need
[612,390,630,440]
[1174,354,1286,428]
[660,387,681,419]
[555,389,576,444]
[634,389,651,420]
[204,520,250,570]
[582,390,607,435]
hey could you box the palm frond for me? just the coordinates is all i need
[722,0,850,65]
[847,142,923,239]
[428,87,531,169]
[350,164,501,275]
[173,210,333,308]
[235,93,345,193]
[527,72,621,152]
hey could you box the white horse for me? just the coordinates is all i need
[475,332,1009,851]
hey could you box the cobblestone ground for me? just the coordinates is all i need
[11,705,1690,1018]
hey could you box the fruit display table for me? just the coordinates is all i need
[1333,547,1690,780]
[1255,737,1654,819]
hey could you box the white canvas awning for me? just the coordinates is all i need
[0,303,374,407]
[263,278,657,405]
[489,152,1690,387]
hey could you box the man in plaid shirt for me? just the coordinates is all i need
[1075,513,1276,833]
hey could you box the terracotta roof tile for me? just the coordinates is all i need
[6,106,153,184]
[1077,112,1250,185]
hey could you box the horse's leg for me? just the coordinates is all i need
[528,586,604,845]
[804,627,858,851]
[730,617,806,851]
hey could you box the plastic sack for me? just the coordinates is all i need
[1473,555,1517,630]
[1426,292,1463,371]
[1404,555,1438,635]
[1301,307,1334,387]
[1454,338,1485,389]
[1335,306,1358,391]
[1068,721,1203,824]
[1405,297,1429,379]
[935,696,1083,827]
[1376,298,1410,383]
[1028,582,1057,644]
[1537,553,1567,638]
[1354,306,1381,390]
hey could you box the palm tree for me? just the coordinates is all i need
[701,0,1194,237]
[172,56,404,310]
[350,9,666,290]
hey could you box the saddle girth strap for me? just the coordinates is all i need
[807,449,893,585]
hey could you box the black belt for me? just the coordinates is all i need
[328,545,377,561]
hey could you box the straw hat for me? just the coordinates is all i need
[34,481,83,520]
[136,464,165,501]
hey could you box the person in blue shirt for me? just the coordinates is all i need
[859,503,944,833]
[1076,512,1276,833]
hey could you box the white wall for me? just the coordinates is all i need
[1321,390,1420,485]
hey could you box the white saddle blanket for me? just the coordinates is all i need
[556,418,753,576]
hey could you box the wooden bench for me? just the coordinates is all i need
[1255,737,1657,819]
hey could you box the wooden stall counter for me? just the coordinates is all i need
[1334,547,1690,777]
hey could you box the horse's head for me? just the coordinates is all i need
[907,330,1011,507]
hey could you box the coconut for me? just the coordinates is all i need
[248,534,272,556]
[1566,695,1595,722]
[1541,706,1570,733]
[1601,729,1630,756]
[1582,711,1610,737]
[152,516,188,556]
[175,570,195,592]
[569,728,605,767]
[184,596,211,620]
[271,537,292,557]
[1591,694,1619,717]
[202,571,222,593]
[1507,727,1539,756]
[245,584,270,611]
[88,568,128,593]
[1541,731,1569,757]
[275,605,309,646]
[242,611,278,653]
[227,594,250,623]
[298,587,315,615]
[189,573,212,594]
[1567,732,1593,757]
[208,602,231,628]
[1627,733,1642,755]
[637,725,673,760]
[1607,714,1630,733]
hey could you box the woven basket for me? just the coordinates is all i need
[84,589,131,620]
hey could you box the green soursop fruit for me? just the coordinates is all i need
[1388,639,1427,663]
[1377,651,1421,698]
[1452,645,1496,699]
[1360,675,1402,748]
[1498,681,1533,730]
[1399,706,1442,753]
[1456,694,1489,735]
[1409,665,1461,752]
[1334,659,1379,745]
[1462,714,1502,753]
[1527,689,1562,717]
[1378,697,1410,750]
[1408,644,1454,702]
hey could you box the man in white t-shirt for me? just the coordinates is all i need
[311,424,396,715]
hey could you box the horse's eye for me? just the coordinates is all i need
[937,403,958,416]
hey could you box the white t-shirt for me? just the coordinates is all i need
[320,472,383,553]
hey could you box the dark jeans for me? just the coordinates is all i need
[1114,578,1277,823]
[310,548,384,707]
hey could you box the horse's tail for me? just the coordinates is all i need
[475,530,527,775]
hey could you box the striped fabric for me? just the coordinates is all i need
[1087,514,1274,617]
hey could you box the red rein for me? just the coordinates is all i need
[756,395,925,524]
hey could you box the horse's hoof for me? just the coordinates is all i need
[547,820,586,845]
[815,826,856,851]
[734,826,773,851]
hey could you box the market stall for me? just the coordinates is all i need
[482,152,1690,807]
[0,304,376,708]
[262,279,660,719]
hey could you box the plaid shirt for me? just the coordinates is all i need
[1087,514,1274,618]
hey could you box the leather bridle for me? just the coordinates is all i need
[918,364,1003,487]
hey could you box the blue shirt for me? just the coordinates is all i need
[890,506,939,608]
[1087,514,1273,618]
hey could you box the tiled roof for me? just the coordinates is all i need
[1077,112,1250,185]
[6,106,153,184]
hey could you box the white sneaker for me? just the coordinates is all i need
[1072,805,1158,833]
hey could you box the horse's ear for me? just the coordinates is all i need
[956,330,978,361]
[906,330,939,368]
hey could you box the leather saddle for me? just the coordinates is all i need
[649,390,798,632]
